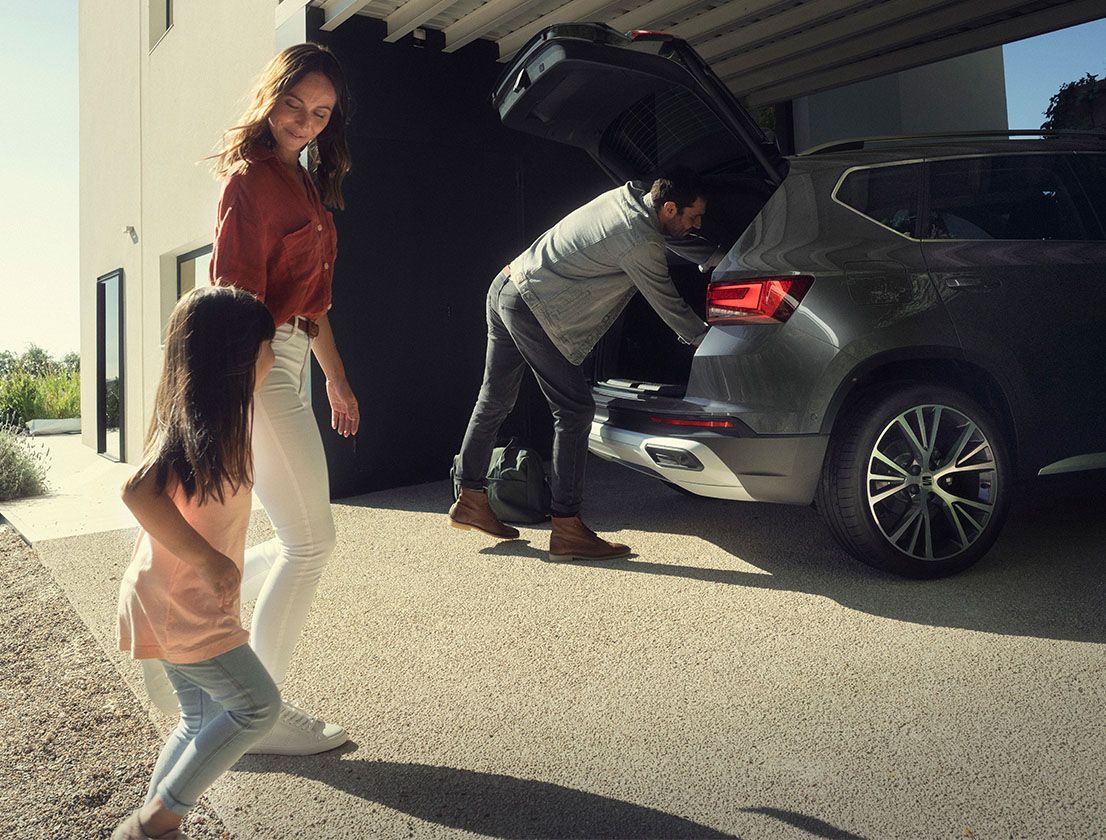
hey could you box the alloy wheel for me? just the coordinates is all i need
[866,403,998,562]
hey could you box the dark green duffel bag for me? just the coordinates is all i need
[452,440,551,524]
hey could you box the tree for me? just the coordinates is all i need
[18,344,53,376]
[61,352,80,374]
[1041,73,1104,130]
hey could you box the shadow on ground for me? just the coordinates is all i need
[342,459,1106,644]
[239,749,866,839]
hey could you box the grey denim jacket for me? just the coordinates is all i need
[508,182,713,365]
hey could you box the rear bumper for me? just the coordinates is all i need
[588,420,827,504]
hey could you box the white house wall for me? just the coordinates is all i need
[792,47,1009,153]
[79,0,142,455]
[139,0,276,448]
[80,0,277,463]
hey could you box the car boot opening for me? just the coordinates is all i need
[592,172,778,393]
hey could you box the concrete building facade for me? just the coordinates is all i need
[794,47,1009,152]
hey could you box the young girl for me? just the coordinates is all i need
[206,41,357,755]
[113,286,277,840]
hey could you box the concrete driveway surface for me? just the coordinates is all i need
[28,455,1106,839]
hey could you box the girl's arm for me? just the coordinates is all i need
[311,312,360,438]
[121,471,241,607]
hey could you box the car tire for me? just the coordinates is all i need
[815,384,1011,578]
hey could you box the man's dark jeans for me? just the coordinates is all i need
[458,271,594,517]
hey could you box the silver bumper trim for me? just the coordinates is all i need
[588,421,758,501]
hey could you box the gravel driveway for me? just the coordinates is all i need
[0,526,232,840]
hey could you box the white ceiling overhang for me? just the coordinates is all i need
[296,0,1105,105]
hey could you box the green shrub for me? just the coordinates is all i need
[36,370,81,420]
[0,421,49,501]
[0,370,42,427]
[0,345,81,426]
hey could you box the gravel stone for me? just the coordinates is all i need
[0,525,234,840]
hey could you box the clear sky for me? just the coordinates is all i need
[1004,17,1106,129]
[0,2,79,358]
[0,7,1102,359]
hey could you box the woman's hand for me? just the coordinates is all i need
[311,314,360,438]
[326,377,360,437]
[200,551,243,610]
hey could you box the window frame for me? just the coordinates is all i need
[1069,152,1106,240]
[149,0,173,53]
[920,151,1100,244]
[175,244,213,299]
[831,159,926,241]
[95,269,125,463]
[832,151,1106,243]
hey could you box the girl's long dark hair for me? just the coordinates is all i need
[212,42,353,209]
[127,286,275,505]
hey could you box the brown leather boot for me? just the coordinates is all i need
[449,488,520,540]
[548,515,631,562]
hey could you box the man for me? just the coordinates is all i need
[449,169,718,561]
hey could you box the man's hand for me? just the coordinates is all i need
[326,377,360,437]
[698,247,725,273]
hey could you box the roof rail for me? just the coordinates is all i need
[799,129,1106,155]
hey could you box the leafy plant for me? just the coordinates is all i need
[0,345,81,426]
[1042,73,1103,130]
[0,418,50,501]
[18,344,53,377]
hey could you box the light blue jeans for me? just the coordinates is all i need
[146,644,280,816]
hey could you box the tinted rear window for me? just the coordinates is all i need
[600,87,732,175]
[835,164,921,237]
[926,154,1094,240]
[1075,153,1106,232]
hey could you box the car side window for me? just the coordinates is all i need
[835,164,921,237]
[925,154,1094,241]
[1074,154,1106,234]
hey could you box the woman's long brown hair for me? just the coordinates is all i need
[127,286,275,505]
[212,43,353,209]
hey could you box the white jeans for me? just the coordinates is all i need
[240,323,336,687]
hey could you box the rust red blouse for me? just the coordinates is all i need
[210,146,338,326]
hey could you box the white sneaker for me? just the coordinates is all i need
[141,660,180,715]
[246,701,348,755]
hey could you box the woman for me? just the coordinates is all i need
[207,42,358,755]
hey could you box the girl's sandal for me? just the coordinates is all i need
[110,811,150,840]
[110,810,190,840]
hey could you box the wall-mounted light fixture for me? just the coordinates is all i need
[123,225,138,244]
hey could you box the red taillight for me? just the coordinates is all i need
[706,276,814,325]
[648,416,736,428]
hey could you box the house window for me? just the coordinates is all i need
[176,245,212,299]
[150,0,172,51]
[96,270,125,462]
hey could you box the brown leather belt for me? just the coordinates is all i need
[287,316,320,338]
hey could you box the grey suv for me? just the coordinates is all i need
[494,23,1106,577]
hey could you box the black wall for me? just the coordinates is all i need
[310,14,609,498]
